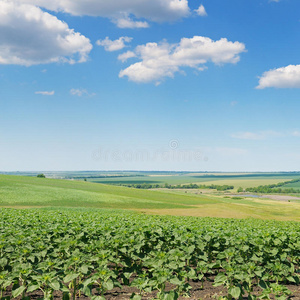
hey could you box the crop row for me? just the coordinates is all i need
[0,209,300,300]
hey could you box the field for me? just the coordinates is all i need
[4,172,300,192]
[282,181,300,190]
[1,208,300,300]
[84,173,300,191]
[1,175,300,221]
[1,174,300,299]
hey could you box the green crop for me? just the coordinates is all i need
[0,208,300,299]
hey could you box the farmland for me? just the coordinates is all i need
[79,173,300,192]
[1,208,300,300]
[1,175,300,220]
[1,174,300,299]
[3,172,300,191]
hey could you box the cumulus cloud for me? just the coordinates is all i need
[35,90,55,95]
[195,4,207,16]
[113,15,149,29]
[96,37,132,52]
[16,0,190,23]
[70,88,95,97]
[119,36,246,83]
[257,65,300,89]
[118,51,136,62]
[0,0,92,66]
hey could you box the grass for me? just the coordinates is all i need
[282,181,300,190]
[197,179,291,190]
[88,175,215,185]
[1,175,300,221]
[0,175,218,209]
[86,173,300,191]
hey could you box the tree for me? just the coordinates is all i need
[237,187,243,193]
[37,174,45,178]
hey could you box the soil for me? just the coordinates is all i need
[4,278,300,300]
[261,195,300,202]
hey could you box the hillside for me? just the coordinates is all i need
[1,175,300,221]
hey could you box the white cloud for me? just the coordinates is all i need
[291,131,300,137]
[113,15,149,29]
[0,1,92,66]
[96,37,132,52]
[195,4,207,16]
[16,0,190,23]
[231,130,300,140]
[215,147,248,156]
[70,88,95,97]
[231,132,265,140]
[119,36,246,83]
[257,65,300,89]
[35,90,55,95]
[118,51,136,62]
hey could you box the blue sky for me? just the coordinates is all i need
[1,0,300,171]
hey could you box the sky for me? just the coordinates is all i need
[1,0,300,172]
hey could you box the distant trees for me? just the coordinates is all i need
[120,183,161,189]
[107,178,300,194]
[237,187,243,193]
[37,174,46,178]
[163,183,234,191]
[120,182,234,191]
[245,178,300,194]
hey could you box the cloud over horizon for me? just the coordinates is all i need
[231,130,300,140]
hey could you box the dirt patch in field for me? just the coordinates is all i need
[261,195,300,202]
[5,278,300,300]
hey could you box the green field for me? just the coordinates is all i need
[1,174,300,299]
[1,208,300,300]
[4,171,300,189]
[282,181,300,190]
[1,175,300,221]
[87,173,300,189]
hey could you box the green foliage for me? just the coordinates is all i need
[120,183,162,189]
[1,208,300,299]
[164,183,234,191]
[246,178,300,194]
[117,182,234,190]
[0,175,218,209]
[36,174,45,178]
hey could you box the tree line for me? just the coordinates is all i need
[238,178,300,194]
[119,183,234,191]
